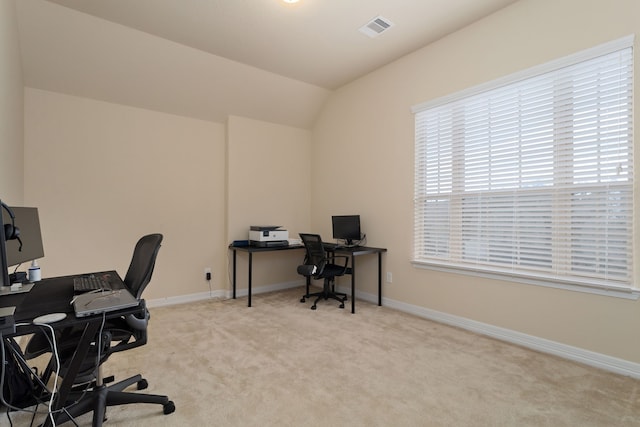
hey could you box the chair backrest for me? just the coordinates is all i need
[123,233,163,299]
[92,234,162,368]
[299,233,327,276]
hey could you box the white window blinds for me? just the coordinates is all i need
[413,37,634,291]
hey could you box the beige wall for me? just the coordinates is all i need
[23,88,227,301]
[226,115,311,241]
[226,115,311,290]
[313,0,640,363]
[21,92,312,299]
[0,0,23,203]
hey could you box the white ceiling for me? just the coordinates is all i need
[15,0,519,128]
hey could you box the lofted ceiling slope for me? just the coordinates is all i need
[15,0,518,128]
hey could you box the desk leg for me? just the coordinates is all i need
[248,252,253,307]
[351,255,356,314]
[232,249,237,299]
[378,252,382,306]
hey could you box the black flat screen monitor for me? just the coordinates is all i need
[2,206,45,268]
[0,201,10,287]
[332,215,361,246]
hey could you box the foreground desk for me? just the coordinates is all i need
[0,271,145,427]
[228,244,387,313]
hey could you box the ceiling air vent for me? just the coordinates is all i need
[359,16,394,38]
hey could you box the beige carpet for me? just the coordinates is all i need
[9,287,640,426]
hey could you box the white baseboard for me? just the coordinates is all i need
[230,279,305,299]
[148,281,640,379]
[146,279,304,308]
[349,288,640,379]
[146,289,225,308]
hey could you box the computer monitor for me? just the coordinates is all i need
[0,202,12,287]
[332,215,361,246]
[2,206,45,268]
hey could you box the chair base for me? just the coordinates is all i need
[51,374,175,427]
[300,279,347,310]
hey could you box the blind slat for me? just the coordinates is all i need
[414,39,634,289]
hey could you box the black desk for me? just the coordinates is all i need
[229,244,304,308]
[0,271,144,426]
[228,244,387,313]
[324,245,387,313]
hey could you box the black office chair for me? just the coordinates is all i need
[26,233,174,426]
[297,233,349,310]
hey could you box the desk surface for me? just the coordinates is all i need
[323,244,387,256]
[0,270,141,334]
[228,243,304,253]
[229,243,387,255]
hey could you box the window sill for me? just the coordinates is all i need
[411,261,640,300]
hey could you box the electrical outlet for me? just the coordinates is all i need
[204,267,212,281]
[386,272,392,283]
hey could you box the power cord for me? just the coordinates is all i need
[31,322,60,427]
[207,270,213,299]
[0,322,60,426]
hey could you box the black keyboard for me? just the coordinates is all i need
[73,275,111,292]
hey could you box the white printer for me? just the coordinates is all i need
[249,226,289,247]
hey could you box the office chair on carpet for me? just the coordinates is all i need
[297,233,349,310]
[24,233,174,426]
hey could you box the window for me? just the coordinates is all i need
[412,37,634,295]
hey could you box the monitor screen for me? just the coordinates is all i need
[332,215,361,245]
[2,206,45,268]
[0,202,9,287]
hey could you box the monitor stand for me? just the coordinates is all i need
[0,283,35,296]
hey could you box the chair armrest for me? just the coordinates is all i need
[329,255,349,268]
[328,255,349,275]
[125,310,149,331]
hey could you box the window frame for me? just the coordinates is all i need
[411,36,638,300]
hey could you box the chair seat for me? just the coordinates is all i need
[317,263,347,278]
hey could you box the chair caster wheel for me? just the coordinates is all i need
[163,401,176,415]
[300,298,306,303]
[339,303,345,309]
[137,379,148,390]
[311,305,317,310]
